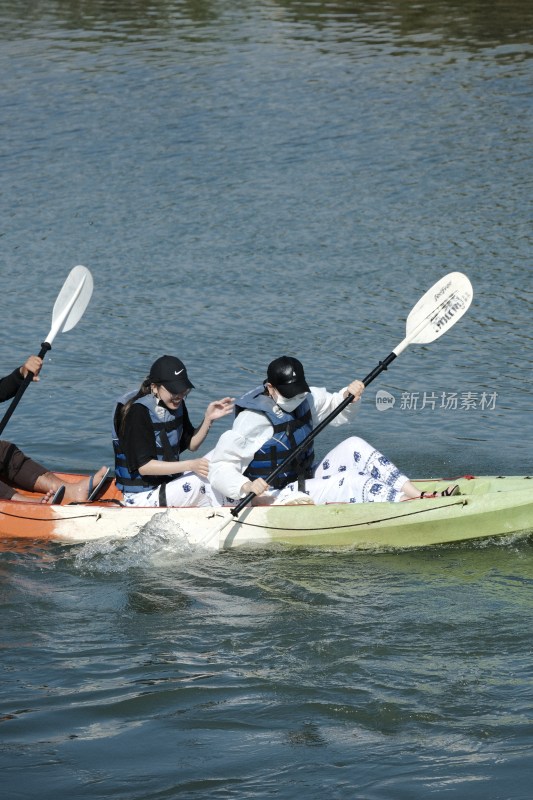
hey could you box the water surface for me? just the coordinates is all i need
[1,1,532,797]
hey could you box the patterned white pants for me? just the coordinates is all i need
[277,436,409,504]
[123,474,223,508]
[124,437,408,508]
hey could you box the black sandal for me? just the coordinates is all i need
[441,484,460,497]
[419,485,460,499]
[50,485,65,504]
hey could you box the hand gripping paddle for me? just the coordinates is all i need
[0,266,94,436]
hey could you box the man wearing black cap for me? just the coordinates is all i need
[209,356,428,506]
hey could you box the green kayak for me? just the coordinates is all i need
[215,475,533,550]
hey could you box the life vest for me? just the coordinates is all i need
[235,386,314,490]
[112,391,185,493]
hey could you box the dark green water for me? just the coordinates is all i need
[1,1,532,797]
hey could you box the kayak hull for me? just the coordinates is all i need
[1,474,532,551]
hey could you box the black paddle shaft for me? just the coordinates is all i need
[0,341,52,437]
[230,351,398,517]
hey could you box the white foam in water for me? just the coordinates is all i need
[72,510,211,573]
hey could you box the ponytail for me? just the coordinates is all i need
[118,378,152,437]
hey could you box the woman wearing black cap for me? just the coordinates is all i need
[112,355,233,507]
[209,356,457,505]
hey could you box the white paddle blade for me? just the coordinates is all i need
[404,272,473,346]
[45,266,94,344]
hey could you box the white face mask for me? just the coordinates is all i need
[274,392,309,413]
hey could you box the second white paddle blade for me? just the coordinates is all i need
[404,271,473,346]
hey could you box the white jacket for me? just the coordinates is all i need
[208,386,359,500]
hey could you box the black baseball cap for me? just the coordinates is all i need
[266,356,310,398]
[148,355,194,395]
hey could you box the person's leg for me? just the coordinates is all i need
[0,441,49,490]
[314,436,409,494]
[164,473,223,508]
[300,471,404,504]
[0,440,58,503]
[0,478,17,501]
[312,438,457,502]
[0,440,108,503]
[399,480,423,500]
[51,466,109,504]
[277,436,408,505]
[122,487,161,507]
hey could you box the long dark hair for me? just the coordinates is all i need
[118,377,152,437]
